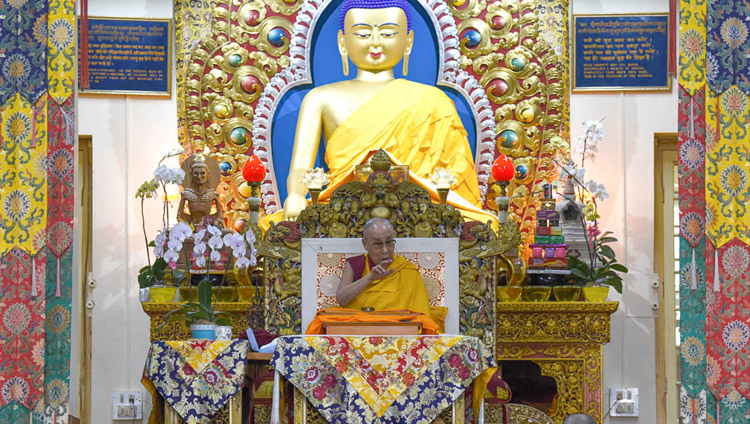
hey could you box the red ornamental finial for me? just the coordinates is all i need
[243,155,266,183]
[491,154,515,182]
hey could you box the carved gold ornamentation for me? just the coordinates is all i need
[505,403,555,424]
[449,0,568,249]
[142,302,254,341]
[496,301,618,343]
[184,0,297,230]
[496,302,617,423]
[484,403,507,424]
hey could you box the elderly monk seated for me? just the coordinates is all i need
[337,218,431,314]
[305,217,439,334]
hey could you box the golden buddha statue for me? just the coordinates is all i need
[178,154,224,226]
[273,0,495,225]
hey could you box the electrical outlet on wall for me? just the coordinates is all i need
[609,387,639,417]
[112,390,143,420]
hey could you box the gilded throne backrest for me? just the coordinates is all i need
[299,237,460,333]
[184,0,568,249]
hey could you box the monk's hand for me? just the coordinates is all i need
[369,259,394,281]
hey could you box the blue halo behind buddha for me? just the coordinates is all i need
[271,0,477,202]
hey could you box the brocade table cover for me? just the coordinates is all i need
[142,339,249,423]
[271,335,495,424]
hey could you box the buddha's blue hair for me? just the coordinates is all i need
[340,0,412,33]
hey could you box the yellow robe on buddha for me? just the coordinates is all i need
[260,79,497,229]
[344,254,432,318]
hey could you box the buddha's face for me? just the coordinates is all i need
[339,7,413,73]
[192,164,208,185]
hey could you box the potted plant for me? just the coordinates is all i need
[567,231,628,300]
[157,278,231,339]
[135,145,185,302]
[554,119,628,300]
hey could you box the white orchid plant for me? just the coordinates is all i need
[555,119,628,293]
[136,144,186,288]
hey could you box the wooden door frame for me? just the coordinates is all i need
[654,132,678,424]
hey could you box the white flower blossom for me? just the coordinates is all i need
[236,256,251,269]
[208,234,224,250]
[193,241,207,256]
[586,180,609,201]
[210,249,221,262]
[153,227,168,258]
[163,249,180,267]
[562,163,585,182]
[170,222,193,242]
[154,165,186,185]
[195,255,206,268]
[165,143,185,157]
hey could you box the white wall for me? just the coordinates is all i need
[80,1,175,421]
[78,0,676,422]
[571,1,676,423]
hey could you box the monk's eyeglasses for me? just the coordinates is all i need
[368,239,396,249]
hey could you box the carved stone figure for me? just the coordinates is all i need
[178,154,224,226]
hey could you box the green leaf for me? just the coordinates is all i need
[197,279,213,312]
[153,258,168,280]
[610,264,629,273]
[599,237,617,244]
[609,278,623,294]
[137,272,151,289]
[570,268,589,279]
[599,245,616,259]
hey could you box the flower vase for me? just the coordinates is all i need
[139,287,150,303]
[190,324,216,340]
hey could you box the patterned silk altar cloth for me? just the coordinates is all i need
[271,335,495,424]
[142,339,250,423]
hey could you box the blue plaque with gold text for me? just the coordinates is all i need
[80,17,171,95]
[573,14,670,91]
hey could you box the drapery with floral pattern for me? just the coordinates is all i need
[272,335,495,424]
[679,0,750,421]
[0,0,75,422]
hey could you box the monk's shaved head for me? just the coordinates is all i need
[363,217,394,238]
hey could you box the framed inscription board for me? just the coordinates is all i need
[80,17,171,96]
[572,14,670,91]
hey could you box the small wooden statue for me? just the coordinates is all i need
[178,153,223,227]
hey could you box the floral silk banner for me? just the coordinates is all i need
[680,0,750,421]
[272,335,495,424]
[142,340,250,424]
[0,0,75,421]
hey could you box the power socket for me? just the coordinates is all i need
[112,390,143,420]
[609,387,639,417]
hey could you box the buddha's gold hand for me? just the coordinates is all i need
[283,193,308,220]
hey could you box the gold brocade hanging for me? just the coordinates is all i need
[678,0,706,94]
[705,86,750,248]
[0,94,48,256]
